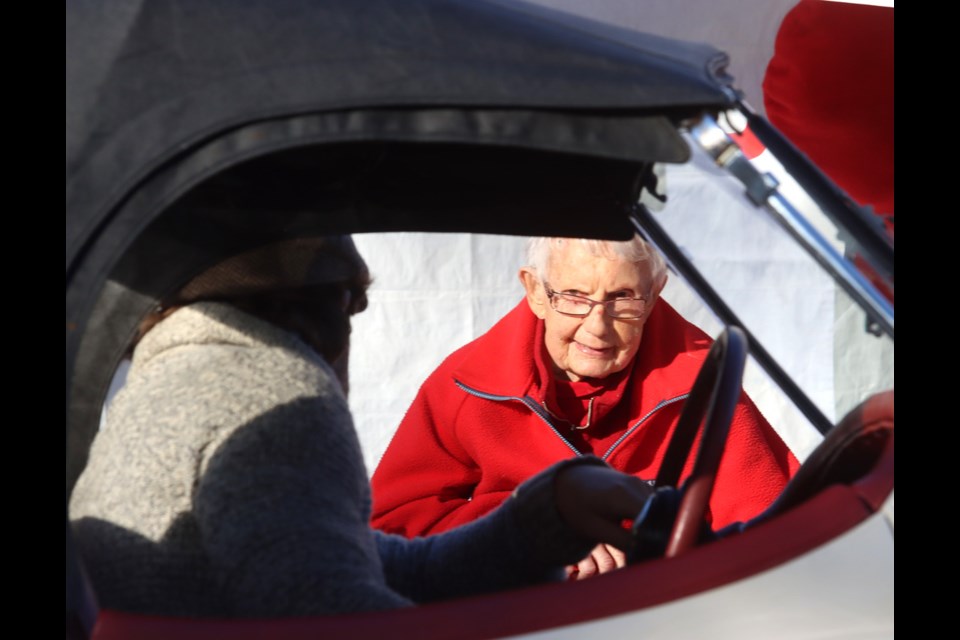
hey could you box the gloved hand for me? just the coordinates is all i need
[554,463,655,560]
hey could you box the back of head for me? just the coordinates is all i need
[174,235,370,308]
[138,235,372,375]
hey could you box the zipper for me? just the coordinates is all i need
[599,394,689,461]
[455,380,689,460]
[454,380,581,456]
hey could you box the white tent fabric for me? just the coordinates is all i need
[349,233,532,471]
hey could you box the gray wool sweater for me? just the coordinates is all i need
[69,302,599,617]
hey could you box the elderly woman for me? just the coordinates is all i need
[371,235,799,578]
[68,235,654,617]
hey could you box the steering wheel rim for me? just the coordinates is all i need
[749,389,893,526]
[656,325,749,558]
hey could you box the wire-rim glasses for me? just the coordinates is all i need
[543,283,647,319]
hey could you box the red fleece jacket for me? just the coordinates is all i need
[371,299,799,536]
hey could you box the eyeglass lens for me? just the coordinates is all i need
[550,291,644,318]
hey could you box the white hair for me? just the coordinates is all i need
[524,235,667,294]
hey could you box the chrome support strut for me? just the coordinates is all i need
[689,114,894,338]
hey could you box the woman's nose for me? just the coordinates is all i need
[581,303,611,331]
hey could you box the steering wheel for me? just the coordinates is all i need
[748,389,893,526]
[631,325,748,560]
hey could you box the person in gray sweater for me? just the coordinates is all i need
[68,235,654,618]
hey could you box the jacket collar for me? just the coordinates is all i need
[531,318,635,429]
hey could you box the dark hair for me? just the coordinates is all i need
[133,273,371,362]
[131,235,372,363]
[229,277,370,364]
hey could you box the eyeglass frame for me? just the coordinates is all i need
[542,282,649,319]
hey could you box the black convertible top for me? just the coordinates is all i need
[66,0,739,499]
[66,0,735,270]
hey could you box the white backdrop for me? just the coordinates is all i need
[348,233,531,472]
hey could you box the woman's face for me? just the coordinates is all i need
[521,242,659,382]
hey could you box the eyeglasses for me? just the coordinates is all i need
[543,283,647,319]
